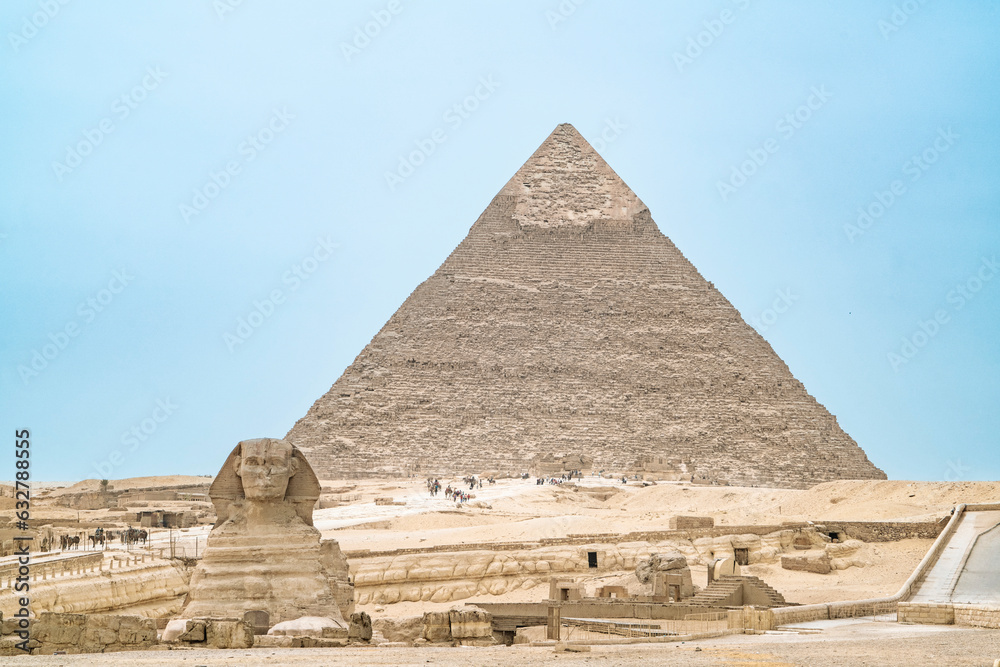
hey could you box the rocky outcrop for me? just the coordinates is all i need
[635,551,688,583]
[0,557,188,618]
[349,612,372,642]
[781,538,867,574]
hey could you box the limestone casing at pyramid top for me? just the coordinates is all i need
[496,123,648,228]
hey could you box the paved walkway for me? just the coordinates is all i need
[909,509,1000,603]
[952,519,1000,604]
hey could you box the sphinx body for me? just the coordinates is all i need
[179,438,353,626]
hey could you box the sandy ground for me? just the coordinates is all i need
[5,621,999,666]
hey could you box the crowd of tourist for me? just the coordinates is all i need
[427,475,499,503]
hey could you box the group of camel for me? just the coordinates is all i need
[57,528,148,551]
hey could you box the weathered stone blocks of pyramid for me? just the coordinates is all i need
[287,124,886,489]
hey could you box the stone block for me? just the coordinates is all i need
[178,620,206,643]
[203,618,254,649]
[117,616,157,645]
[268,615,347,639]
[669,516,714,530]
[1,616,33,636]
[32,613,156,654]
[349,612,372,641]
[596,585,629,598]
[548,578,584,601]
[449,607,492,639]
[422,611,452,642]
[781,552,831,574]
[34,612,85,646]
[374,616,422,643]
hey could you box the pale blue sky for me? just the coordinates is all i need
[1,1,997,482]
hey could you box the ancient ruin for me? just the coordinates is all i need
[287,124,885,488]
[0,126,994,661]
[178,438,353,628]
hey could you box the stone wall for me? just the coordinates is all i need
[953,604,1000,629]
[897,602,1000,629]
[818,521,944,542]
[669,516,714,530]
[898,602,955,625]
[30,612,157,654]
[771,604,828,626]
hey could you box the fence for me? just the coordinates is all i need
[0,552,151,590]
[557,609,736,642]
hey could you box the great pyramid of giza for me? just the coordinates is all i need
[287,124,886,489]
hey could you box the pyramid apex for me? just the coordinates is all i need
[496,123,647,228]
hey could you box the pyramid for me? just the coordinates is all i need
[287,124,885,489]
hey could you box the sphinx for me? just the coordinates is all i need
[178,438,353,628]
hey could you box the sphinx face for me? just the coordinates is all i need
[236,439,298,501]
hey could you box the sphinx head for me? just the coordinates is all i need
[233,438,300,501]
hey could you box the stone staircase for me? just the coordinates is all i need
[688,575,787,608]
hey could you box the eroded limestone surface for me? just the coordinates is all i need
[287,124,885,489]
[179,439,353,626]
